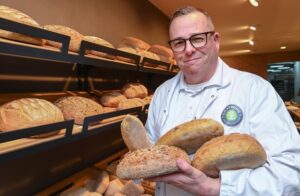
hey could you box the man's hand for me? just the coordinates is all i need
[148,158,220,196]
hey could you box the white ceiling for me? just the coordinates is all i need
[149,0,300,57]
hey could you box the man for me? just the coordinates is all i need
[145,6,300,196]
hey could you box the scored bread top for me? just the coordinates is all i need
[0,98,64,131]
[156,118,224,154]
[100,92,127,107]
[55,96,103,125]
[192,133,267,178]
[116,145,190,179]
[121,83,148,99]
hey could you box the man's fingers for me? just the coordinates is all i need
[176,158,195,176]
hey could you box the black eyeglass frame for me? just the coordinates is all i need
[168,31,215,53]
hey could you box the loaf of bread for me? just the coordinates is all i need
[121,83,148,99]
[0,98,64,137]
[55,96,103,125]
[148,45,173,63]
[44,25,83,52]
[100,92,127,107]
[156,119,224,154]
[83,35,115,59]
[140,50,160,61]
[120,180,145,195]
[192,133,267,178]
[94,170,110,194]
[116,145,190,179]
[121,115,152,151]
[104,179,124,196]
[118,36,150,50]
[117,98,146,111]
[0,5,45,45]
[116,46,140,63]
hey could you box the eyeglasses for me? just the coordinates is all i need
[168,31,215,53]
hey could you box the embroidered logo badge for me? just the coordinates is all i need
[221,104,243,126]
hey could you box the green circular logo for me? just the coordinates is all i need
[221,104,243,126]
[225,109,238,121]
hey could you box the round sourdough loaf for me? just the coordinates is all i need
[55,96,103,125]
[156,119,224,154]
[192,133,267,178]
[121,83,148,99]
[116,145,190,179]
[0,98,64,137]
[0,5,45,45]
[121,114,152,151]
[44,25,83,52]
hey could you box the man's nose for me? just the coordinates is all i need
[184,40,196,54]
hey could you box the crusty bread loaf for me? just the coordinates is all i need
[156,119,224,154]
[0,98,64,137]
[0,5,45,45]
[192,133,267,178]
[55,96,103,125]
[117,98,145,111]
[44,25,83,52]
[118,37,150,50]
[104,179,124,196]
[148,45,173,63]
[116,46,140,63]
[120,180,145,196]
[100,92,127,107]
[140,50,160,61]
[121,83,148,99]
[121,115,152,151]
[83,35,115,59]
[116,145,190,179]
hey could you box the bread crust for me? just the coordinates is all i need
[0,5,45,45]
[121,83,148,99]
[0,98,64,137]
[116,145,190,179]
[156,119,224,154]
[100,92,127,107]
[192,133,267,178]
[118,36,150,50]
[83,35,115,59]
[44,25,83,52]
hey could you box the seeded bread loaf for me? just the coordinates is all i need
[55,96,103,125]
[100,92,127,107]
[44,25,83,52]
[83,35,115,59]
[156,119,224,154]
[116,145,190,179]
[0,5,45,45]
[0,98,64,137]
[121,115,152,151]
[192,133,267,178]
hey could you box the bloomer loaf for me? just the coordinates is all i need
[192,133,267,178]
[116,145,190,179]
[44,25,83,52]
[55,96,103,125]
[0,98,64,137]
[156,119,224,154]
[0,5,45,45]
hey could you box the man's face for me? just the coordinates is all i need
[169,12,220,83]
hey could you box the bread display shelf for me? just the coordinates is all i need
[0,17,177,75]
[0,104,145,162]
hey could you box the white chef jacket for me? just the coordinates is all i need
[145,57,300,196]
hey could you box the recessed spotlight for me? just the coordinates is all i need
[249,40,254,45]
[280,46,287,50]
[249,0,259,7]
[249,26,256,31]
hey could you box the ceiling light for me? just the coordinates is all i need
[249,40,254,45]
[249,0,259,7]
[280,46,287,50]
[249,26,256,31]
